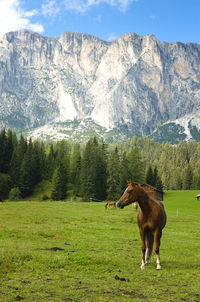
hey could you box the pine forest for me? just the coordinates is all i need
[1,129,200,202]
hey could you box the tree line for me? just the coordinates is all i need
[1,129,200,201]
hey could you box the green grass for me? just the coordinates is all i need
[0,191,200,301]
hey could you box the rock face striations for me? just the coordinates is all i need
[1,29,200,142]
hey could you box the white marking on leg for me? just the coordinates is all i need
[140,259,146,270]
[145,248,149,265]
[156,254,161,270]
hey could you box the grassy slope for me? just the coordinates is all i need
[0,191,200,301]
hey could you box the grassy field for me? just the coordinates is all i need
[0,191,200,301]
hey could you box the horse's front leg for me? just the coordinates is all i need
[154,229,162,270]
[145,246,149,265]
[140,229,146,269]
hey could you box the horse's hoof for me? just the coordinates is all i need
[156,266,161,270]
[140,265,146,270]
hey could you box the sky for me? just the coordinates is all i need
[0,0,200,44]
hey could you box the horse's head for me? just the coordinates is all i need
[117,181,140,209]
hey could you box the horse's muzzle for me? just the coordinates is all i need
[116,201,124,209]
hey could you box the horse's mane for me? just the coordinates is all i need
[127,181,164,207]
[127,180,139,187]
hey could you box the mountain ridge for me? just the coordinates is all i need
[1,29,200,142]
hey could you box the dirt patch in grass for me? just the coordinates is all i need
[15,295,24,301]
[114,275,130,282]
[119,289,147,299]
[40,247,65,251]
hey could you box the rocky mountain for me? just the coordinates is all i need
[1,29,200,142]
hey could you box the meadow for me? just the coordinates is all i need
[0,191,200,301]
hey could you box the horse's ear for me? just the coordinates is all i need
[127,180,139,187]
[126,180,132,185]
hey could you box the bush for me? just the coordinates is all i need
[42,194,49,201]
[9,187,22,201]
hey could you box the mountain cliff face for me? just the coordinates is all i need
[1,29,200,142]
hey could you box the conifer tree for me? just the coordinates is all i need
[70,145,81,196]
[145,166,154,186]
[176,173,183,190]
[0,129,7,173]
[46,144,56,180]
[51,162,67,200]
[153,166,158,186]
[73,155,81,196]
[107,147,121,200]
[191,173,200,189]
[9,134,27,188]
[37,141,47,180]
[31,141,46,185]
[55,140,70,179]
[18,135,27,162]
[3,129,14,173]
[120,152,130,191]
[80,138,107,200]
[0,173,11,200]
[155,175,163,192]
[182,164,193,190]
[80,140,93,199]
[127,146,144,183]
[19,149,33,197]
[9,149,21,187]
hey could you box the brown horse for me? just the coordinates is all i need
[117,181,166,270]
[105,201,116,209]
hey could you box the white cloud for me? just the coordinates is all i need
[107,32,118,41]
[117,0,135,12]
[0,0,44,38]
[62,0,134,13]
[42,0,60,17]
[24,9,38,18]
